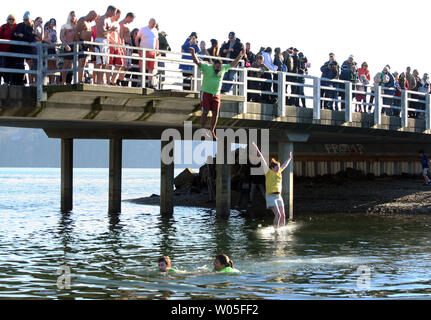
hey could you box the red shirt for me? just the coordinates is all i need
[358,67,370,81]
[0,23,17,52]
[395,78,409,97]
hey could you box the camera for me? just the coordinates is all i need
[329,61,337,69]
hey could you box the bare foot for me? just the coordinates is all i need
[204,129,212,139]
[211,130,217,140]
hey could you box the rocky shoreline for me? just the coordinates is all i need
[126,167,431,215]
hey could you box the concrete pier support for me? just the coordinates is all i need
[160,140,174,215]
[109,139,122,213]
[279,141,294,220]
[216,163,231,216]
[61,139,73,212]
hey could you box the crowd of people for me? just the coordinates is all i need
[0,7,171,87]
[0,5,430,117]
[319,53,430,117]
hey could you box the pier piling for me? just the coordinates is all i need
[109,139,122,214]
[160,140,174,215]
[61,139,73,212]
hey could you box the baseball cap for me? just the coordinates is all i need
[189,32,197,38]
[229,31,235,37]
[349,54,354,59]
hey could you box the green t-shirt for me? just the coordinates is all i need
[217,267,240,273]
[158,268,177,273]
[199,63,231,95]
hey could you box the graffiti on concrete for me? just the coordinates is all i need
[324,144,365,155]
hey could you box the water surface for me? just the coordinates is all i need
[0,168,430,299]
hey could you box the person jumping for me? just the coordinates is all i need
[189,46,245,140]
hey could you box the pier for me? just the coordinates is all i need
[1,40,431,217]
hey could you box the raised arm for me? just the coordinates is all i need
[252,142,268,173]
[280,152,293,172]
[189,46,201,67]
[230,49,246,68]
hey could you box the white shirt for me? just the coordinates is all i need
[261,51,278,71]
[137,26,158,49]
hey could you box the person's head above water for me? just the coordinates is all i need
[158,256,171,272]
[213,254,234,271]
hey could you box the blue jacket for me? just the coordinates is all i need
[382,72,395,95]
[180,38,201,71]
[421,154,429,168]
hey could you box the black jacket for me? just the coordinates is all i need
[246,50,256,65]
[282,52,293,73]
[298,56,308,75]
[291,54,300,74]
[158,33,171,52]
[273,54,284,71]
[219,38,244,61]
[10,22,35,55]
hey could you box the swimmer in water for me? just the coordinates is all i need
[213,254,240,273]
[158,256,176,273]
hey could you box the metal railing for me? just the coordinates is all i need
[0,39,430,131]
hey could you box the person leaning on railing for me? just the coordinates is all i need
[43,18,57,85]
[157,28,170,86]
[0,14,17,85]
[10,11,35,86]
[411,69,424,119]
[208,39,219,60]
[179,32,200,91]
[289,48,301,107]
[248,54,269,103]
[339,64,359,110]
[320,53,340,110]
[273,47,284,97]
[107,9,124,86]
[357,62,371,111]
[129,28,140,87]
[28,17,44,86]
[394,72,408,117]
[116,13,136,87]
[59,11,77,85]
[75,11,98,84]
[381,66,395,115]
[260,47,277,104]
[297,52,309,108]
[245,42,255,66]
[219,31,244,94]
[135,18,159,88]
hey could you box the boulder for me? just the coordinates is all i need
[174,168,199,190]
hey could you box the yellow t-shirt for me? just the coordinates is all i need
[265,169,284,195]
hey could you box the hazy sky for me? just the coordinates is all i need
[2,0,431,77]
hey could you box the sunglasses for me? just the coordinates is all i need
[8,18,15,21]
